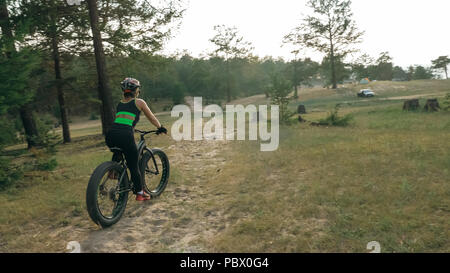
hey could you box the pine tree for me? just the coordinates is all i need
[285,0,364,89]
[84,0,184,134]
[0,0,40,149]
[18,0,90,143]
[210,25,253,102]
[431,56,450,79]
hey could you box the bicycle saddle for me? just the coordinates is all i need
[109,147,123,153]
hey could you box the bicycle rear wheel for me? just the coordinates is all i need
[140,148,170,197]
[86,161,129,228]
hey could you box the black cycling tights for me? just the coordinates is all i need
[105,128,142,193]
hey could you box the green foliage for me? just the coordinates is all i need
[443,93,450,111]
[27,116,60,172]
[352,52,394,81]
[0,115,58,191]
[0,110,23,192]
[266,74,294,124]
[36,157,58,171]
[351,53,374,80]
[210,25,254,101]
[412,66,434,80]
[89,113,99,120]
[28,146,58,172]
[0,49,40,114]
[171,83,185,105]
[98,0,185,54]
[29,116,61,155]
[287,57,320,97]
[319,104,354,127]
[392,66,408,81]
[105,53,307,106]
[431,56,449,79]
[352,52,437,81]
[0,159,23,191]
[375,52,394,81]
[210,25,254,59]
[320,55,351,87]
[0,115,18,149]
[284,0,364,88]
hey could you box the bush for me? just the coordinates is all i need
[89,113,99,120]
[27,116,60,173]
[30,147,58,171]
[36,157,58,171]
[0,116,19,148]
[443,93,450,111]
[29,116,61,155]
[0,116,24,191]
[319,104,354,127]
[267,74,295,124]
[0,159,23,191]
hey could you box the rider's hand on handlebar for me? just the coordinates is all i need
[156,126,168,135]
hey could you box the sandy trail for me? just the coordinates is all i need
[80,137,229,253]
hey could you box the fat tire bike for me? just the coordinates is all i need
[86,129,170,228]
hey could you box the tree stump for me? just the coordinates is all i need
[297,105,306,114]
[403,99,420,111]
[424,99,441,112]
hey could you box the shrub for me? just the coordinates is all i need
[89,113,99,120]
[36,157,58,171]
[27,116,60,173]
[0,159,23,191]
[0,116,24,191]
[443,93,450,111]
[319,104,354,127]
[30,147,58,171]
[266,74,295,124]
[29,116,61,155]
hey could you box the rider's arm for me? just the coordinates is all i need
[136,99,162,129]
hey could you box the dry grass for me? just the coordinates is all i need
[205,80,450,253]
[1,80,449,253]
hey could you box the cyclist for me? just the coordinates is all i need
[105,77,167,201]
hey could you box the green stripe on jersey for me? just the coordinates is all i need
[116,111,136,117]
[114,117,133,126]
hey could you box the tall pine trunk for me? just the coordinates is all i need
[293,59,299,99]
[329,30,337,89]
[226,59,231,102]
[1,0,39,149]
[330,46,337,89]
[86,0,114,135]
[51,36,71,143]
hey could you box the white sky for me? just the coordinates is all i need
[163,0,450,68]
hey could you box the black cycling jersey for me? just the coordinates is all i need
[111,99,141,130]
[106,98,143,193]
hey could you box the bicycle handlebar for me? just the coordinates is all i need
[134,129,158,135]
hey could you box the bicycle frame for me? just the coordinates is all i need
[115,159,132,195]
[112,130,161,195]
[136,131,160,176]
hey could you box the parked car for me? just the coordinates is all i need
[357,89,375,97]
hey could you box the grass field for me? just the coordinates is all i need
[0,80,449,253]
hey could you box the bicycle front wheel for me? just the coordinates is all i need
[140,148,170,197]
[86,161,129,228]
